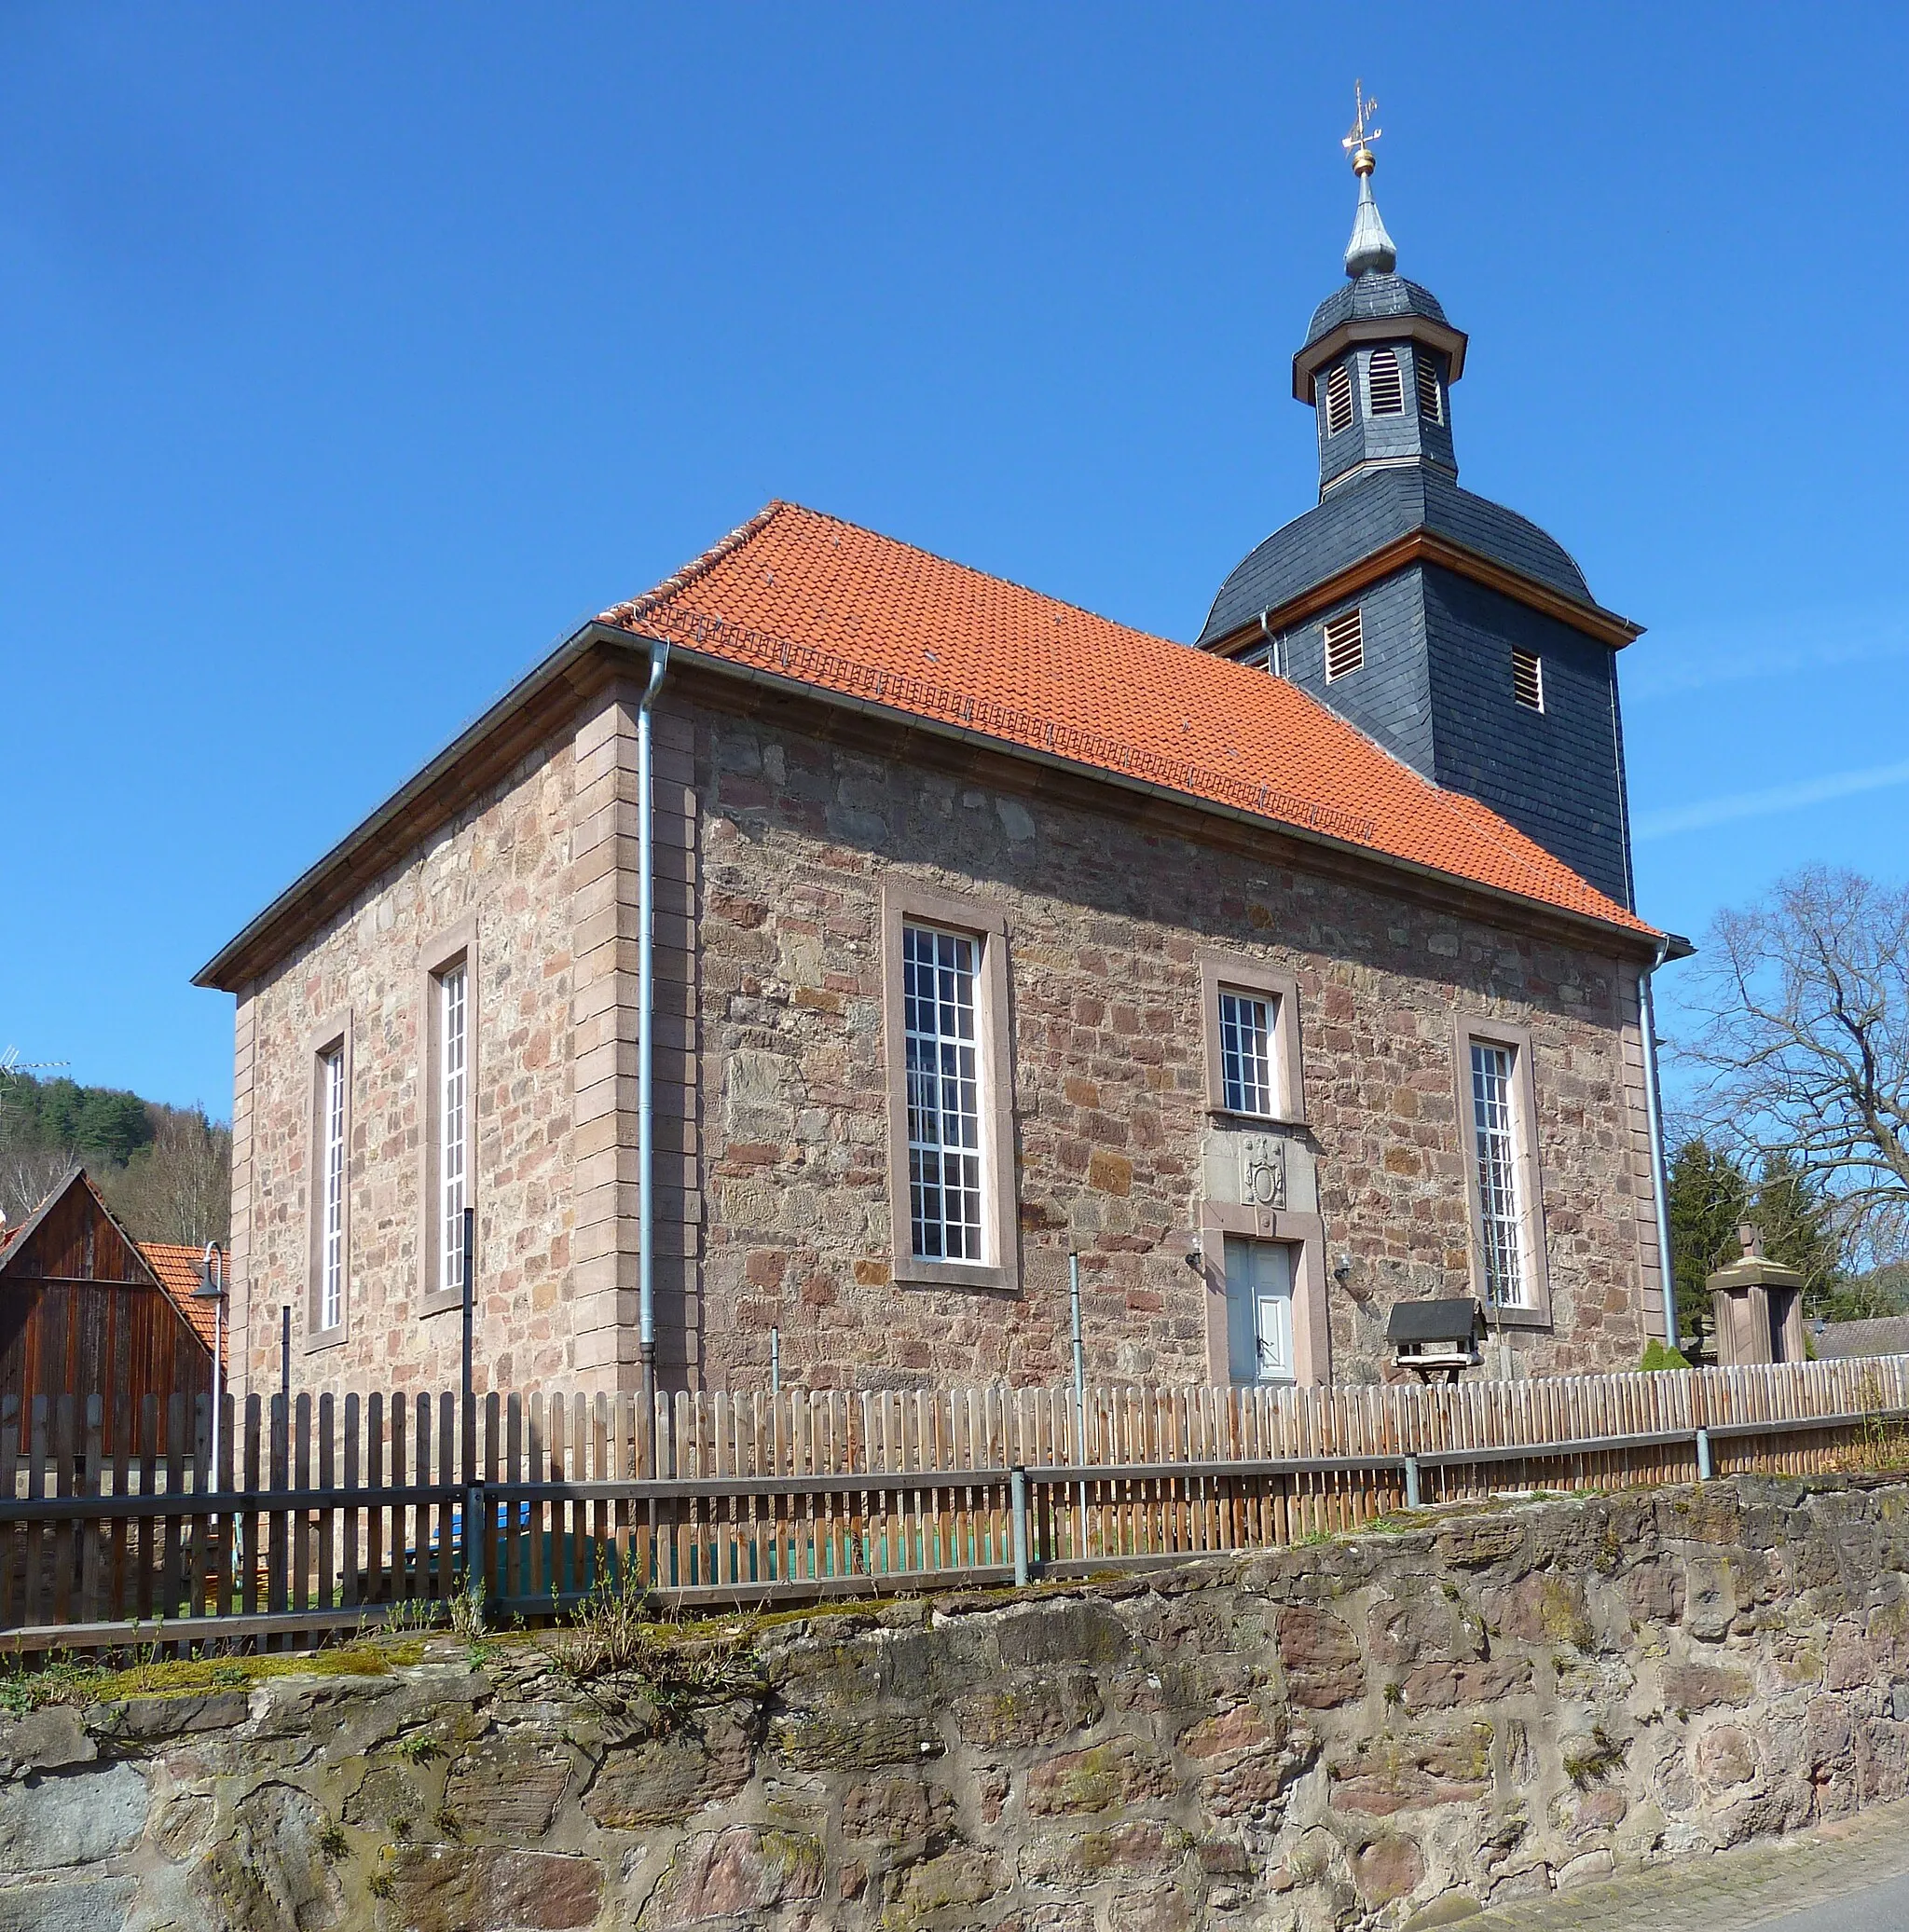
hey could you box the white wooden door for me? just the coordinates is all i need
[1223,1236,1296,1385]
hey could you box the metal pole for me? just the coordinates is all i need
[1010,1464,1029,1587]
[461,1202,478,1591]
[200,1242,225,1494]
[1069,1251,1089,1556]
[212,1299,223,1490]
[461,1206,475,1466]
[1641,943,1681,1354]
[1695,1428,1713,1482]
[770,1325,781,1400]
[1403,1455,1421,1510]
[280,1305,290,1398]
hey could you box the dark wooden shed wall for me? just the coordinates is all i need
[0,1181,212,1454]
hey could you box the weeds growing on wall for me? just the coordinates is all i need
[1828,1366,1909,1474]
[539,1567,759,1727]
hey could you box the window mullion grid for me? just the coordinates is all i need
[440,965,467,1297]
[1219,992,1275,1116]
[321,1048,345,1331]
[1470,1043,1525,1309]
[904,925,983,1265]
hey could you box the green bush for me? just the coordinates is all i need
[1640,1339,1692,1373]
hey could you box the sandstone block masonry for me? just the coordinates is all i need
[5,1473,1908,1929]
[228,663,1663,1402]
[687,686,1662,1389]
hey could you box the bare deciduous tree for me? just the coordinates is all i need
[99,1108,231,1248]
[1677,867,1909,1254]
[0,1144,78,1226]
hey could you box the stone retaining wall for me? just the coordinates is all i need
[5,1471,1908,1930]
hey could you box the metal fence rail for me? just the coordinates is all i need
[3,1355,1904,1651]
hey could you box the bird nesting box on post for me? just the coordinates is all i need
[1707,1224,1806,1367]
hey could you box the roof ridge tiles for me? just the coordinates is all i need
[604,500,792,627]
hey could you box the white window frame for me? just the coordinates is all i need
[882,884,1017,1293]
[1470,1041,1525,1307]
[1200,955,1304,1124]
[437,962,469,1298]
[321,1047,347,1330]
[903,924,986,1265]
[1455,1016,1551,1327]
[1218,991,1275,1117]
[419,919,479,1314]
[305,1012,351,1348]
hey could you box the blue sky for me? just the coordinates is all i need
[2,5,1904,1114]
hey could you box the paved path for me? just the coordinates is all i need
[1453,1797,1909,1930]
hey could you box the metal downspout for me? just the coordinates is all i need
[1610,664,1679,1354]
[1258,610,1282,678]
[1641,937,1680,1352]
[638,638,671,1437]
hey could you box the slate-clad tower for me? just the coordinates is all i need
[1196,132,1642,909]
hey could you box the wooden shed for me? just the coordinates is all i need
[0,1168,216,1453]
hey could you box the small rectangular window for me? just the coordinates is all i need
[1367,348,1405,416]
[1324,363,1354,437]
[1201,955,1303,1125]
[437,962,469,1297]
[1218,991,1276,1116]
[1416,355,1442,423]
[1469,1041,1527,1309]
[1323,608,1364,681]
[319,1046,346,1331]
[903,925,984,1264]
[1512,649,1545,711]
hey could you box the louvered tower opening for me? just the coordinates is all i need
[1323,609,1365,681]
[1512,650,1545,712]
[1416,354,1442,423]
[1367,349,1405,416]
[1324,363,1354,436]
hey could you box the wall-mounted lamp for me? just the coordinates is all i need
[1333,1254,1353,1285]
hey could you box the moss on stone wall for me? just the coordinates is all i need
[3,1474,1909,1927]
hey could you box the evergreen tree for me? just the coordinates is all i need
[1667,1137,1749,1360]
[1751,1151,1844,1319]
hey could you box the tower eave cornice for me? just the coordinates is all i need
[1203,528,1646,655]
[1293,313,1470,404]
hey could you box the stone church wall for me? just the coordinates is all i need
[230,724,584,1404]
[687,691,1661,1391]
[228,670,1662,1404]
[5,1473,1905,1929]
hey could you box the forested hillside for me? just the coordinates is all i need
[0,1072,229,1247]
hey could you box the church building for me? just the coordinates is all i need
[198,132,1682,1404]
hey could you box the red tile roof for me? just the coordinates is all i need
[602,502,1655,939]
[139,1242,225,1361]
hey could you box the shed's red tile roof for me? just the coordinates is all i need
[603,502,1654,939]
[139,1242,224,1360]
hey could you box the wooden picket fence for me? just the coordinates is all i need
[2,1355,1906,1651]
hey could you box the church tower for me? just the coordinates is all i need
[1195,99,1642,909]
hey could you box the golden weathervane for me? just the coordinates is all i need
[1342,81,1382,171]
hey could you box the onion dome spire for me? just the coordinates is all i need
[1340,81,1396,278]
